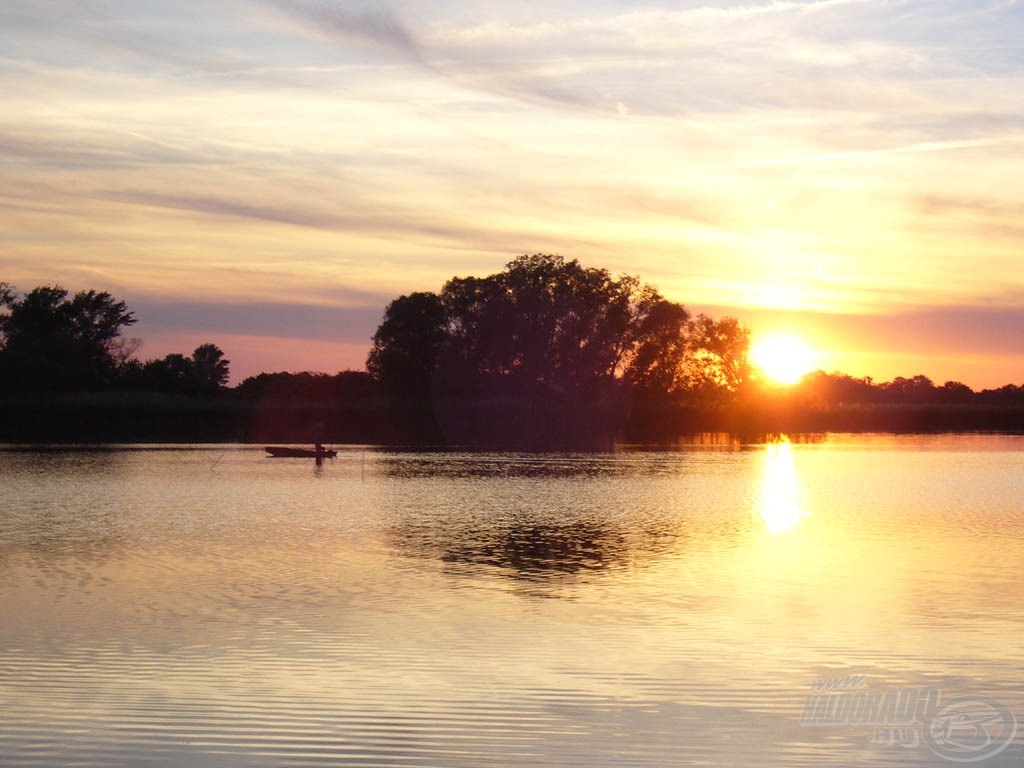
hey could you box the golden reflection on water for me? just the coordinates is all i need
[757,437,806,534]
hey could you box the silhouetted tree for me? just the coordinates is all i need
[795,371,879,407]
[880,375,935,403]
[122,344,229,394]
[191,343,230,392]
[430,255,671,446]
[368,254,754,446]
[437,255,684,399]
[0,285,136,390]
[676,314,750,401]
[978,384,1024,406]
[146,353,193,391]
[0,283,14,312]
[366,292,446,402]
[938,380,974,403]
[236,370,378,402]
[232,370,385,444]
[624,297,692,397]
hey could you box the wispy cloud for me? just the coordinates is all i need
[744,136,1024,167]
[132,298,387,343]
[272,1,426,63]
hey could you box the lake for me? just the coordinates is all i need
[1,434,1022,767]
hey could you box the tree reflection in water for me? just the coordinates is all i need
[382,454,701,584]
[390,514,686,584]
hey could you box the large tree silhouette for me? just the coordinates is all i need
[367,254,748,447]
[436,255,672,400]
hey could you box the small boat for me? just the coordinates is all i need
[265,446,338,459]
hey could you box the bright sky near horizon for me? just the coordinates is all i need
[2,0,1023,386]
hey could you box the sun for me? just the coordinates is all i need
[749,333,818,386]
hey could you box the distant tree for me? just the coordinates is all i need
[123,344,229,394]
[191,343,231,392]
[0,285,136,390]
[938,380,974,403]
[236,370,378,402]
[978,383,1024,406]
[880,375,935,403]
[144,353,193,391]
[234,371,296,400]
[796,371,879,406]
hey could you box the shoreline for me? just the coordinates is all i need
[2,392,1023,448]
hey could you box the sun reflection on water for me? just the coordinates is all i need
[757,437,807,533]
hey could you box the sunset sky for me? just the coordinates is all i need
[2,0,1022,386]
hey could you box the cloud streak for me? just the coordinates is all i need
[743,136,1024,167]
[132,298,386,344]
[272,1,427,64]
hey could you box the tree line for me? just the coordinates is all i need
[787,371,1024,408]
[2,256,1023,445]
[0,283,229,394]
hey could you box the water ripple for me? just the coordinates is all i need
[1,439,1023,767]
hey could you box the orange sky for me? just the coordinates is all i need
[2,1,1022,387]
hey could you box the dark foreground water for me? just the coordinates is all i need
[1,434,1022,767]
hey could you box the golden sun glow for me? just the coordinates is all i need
[749,333,818,386]
[757,437,807,534]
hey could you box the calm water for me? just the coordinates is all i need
[1,435,1022,767]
